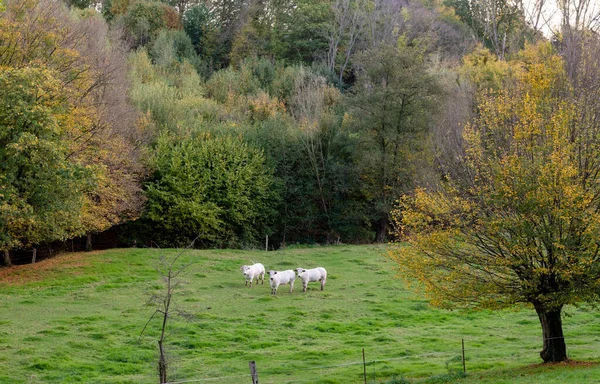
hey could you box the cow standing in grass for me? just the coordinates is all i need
[240,263,265,287]
[296,267,327,292]
[267,270,296,295]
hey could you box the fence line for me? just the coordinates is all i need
[166,374,249,384]
[260,350,459,376]
[163,338,597,384]
[163,350,463,384]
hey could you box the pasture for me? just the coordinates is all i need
[0,245,599,383]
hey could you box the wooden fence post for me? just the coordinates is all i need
[249,360,259,384]
[362,348,367,384]
[462,339,466,373]
[265,235,268,252]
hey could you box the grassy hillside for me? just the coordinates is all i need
[0,245,598,383]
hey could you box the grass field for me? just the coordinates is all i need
[0,244,599,384]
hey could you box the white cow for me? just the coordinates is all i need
[267,269,296,295]
[240,263,265,287]
[296,267,327,292]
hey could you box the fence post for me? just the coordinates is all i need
[462,339,466,373]
[249,361,259,384]
[362,348,367,384]
[265,235,268,252]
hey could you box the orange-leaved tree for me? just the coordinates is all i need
[389,42,600,363]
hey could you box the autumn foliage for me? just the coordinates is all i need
[0,0,144,259]
[389,43,600,363]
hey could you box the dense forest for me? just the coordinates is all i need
[1,0,599,265]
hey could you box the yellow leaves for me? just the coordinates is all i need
[517,42,567,97]
[247,92,285,123]
[390,41,600,311]
[460,45,521,92]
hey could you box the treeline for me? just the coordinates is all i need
[1,0,594,263]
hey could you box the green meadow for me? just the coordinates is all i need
[0,245,599,384]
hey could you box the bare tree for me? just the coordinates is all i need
[554,0,600,82]
[363,0,406,49]
[472,0,527,59]
[522,0,599,38]
[140,240,197,384]
[291,72,332,224]
[327,0,368,84]
[557,0,600,31]
[521,0,553,33]
[429,74,474,188]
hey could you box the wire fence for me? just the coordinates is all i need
[159,336,599,384]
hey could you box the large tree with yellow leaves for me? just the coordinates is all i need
[0,0,145,262]
[389,43,600,363]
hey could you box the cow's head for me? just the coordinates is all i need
[267,270,277,281]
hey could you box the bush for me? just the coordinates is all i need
[143,133,279,247]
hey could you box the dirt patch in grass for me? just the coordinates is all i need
[0,252,95,285]
[518,360,600,374]
[535,360,599,368]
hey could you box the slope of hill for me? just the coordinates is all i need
[0,245,598,383]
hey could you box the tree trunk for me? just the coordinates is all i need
[158,339,167,383]
[534,303,568,363]
[374,216,388,243]
[85,232,93,252]
[3,250,11,267]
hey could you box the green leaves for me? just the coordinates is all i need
[0,67,88,249]
[144,133,278,247]
[350,43,443,241]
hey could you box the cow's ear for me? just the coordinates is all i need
[302,269,306,272]
[274,271,278,274]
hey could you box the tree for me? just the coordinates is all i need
[183,3,216,59]
[144,133,278,247]
[556,0,600,33]
[165,0,200,19]
[123,1,181,48]
[389,43,600,363]
[362,0,405,49]
[350,42,442,243]
[66,0,93,9]
[0,0,145,257]
[444,0,531,59]
[150,29,197,66]
[102,0,131,22]
[288,69,362,243]
[326,0,369,85]
[140,240,196,384]
[0,67,90,263]
[272,0,333,64]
